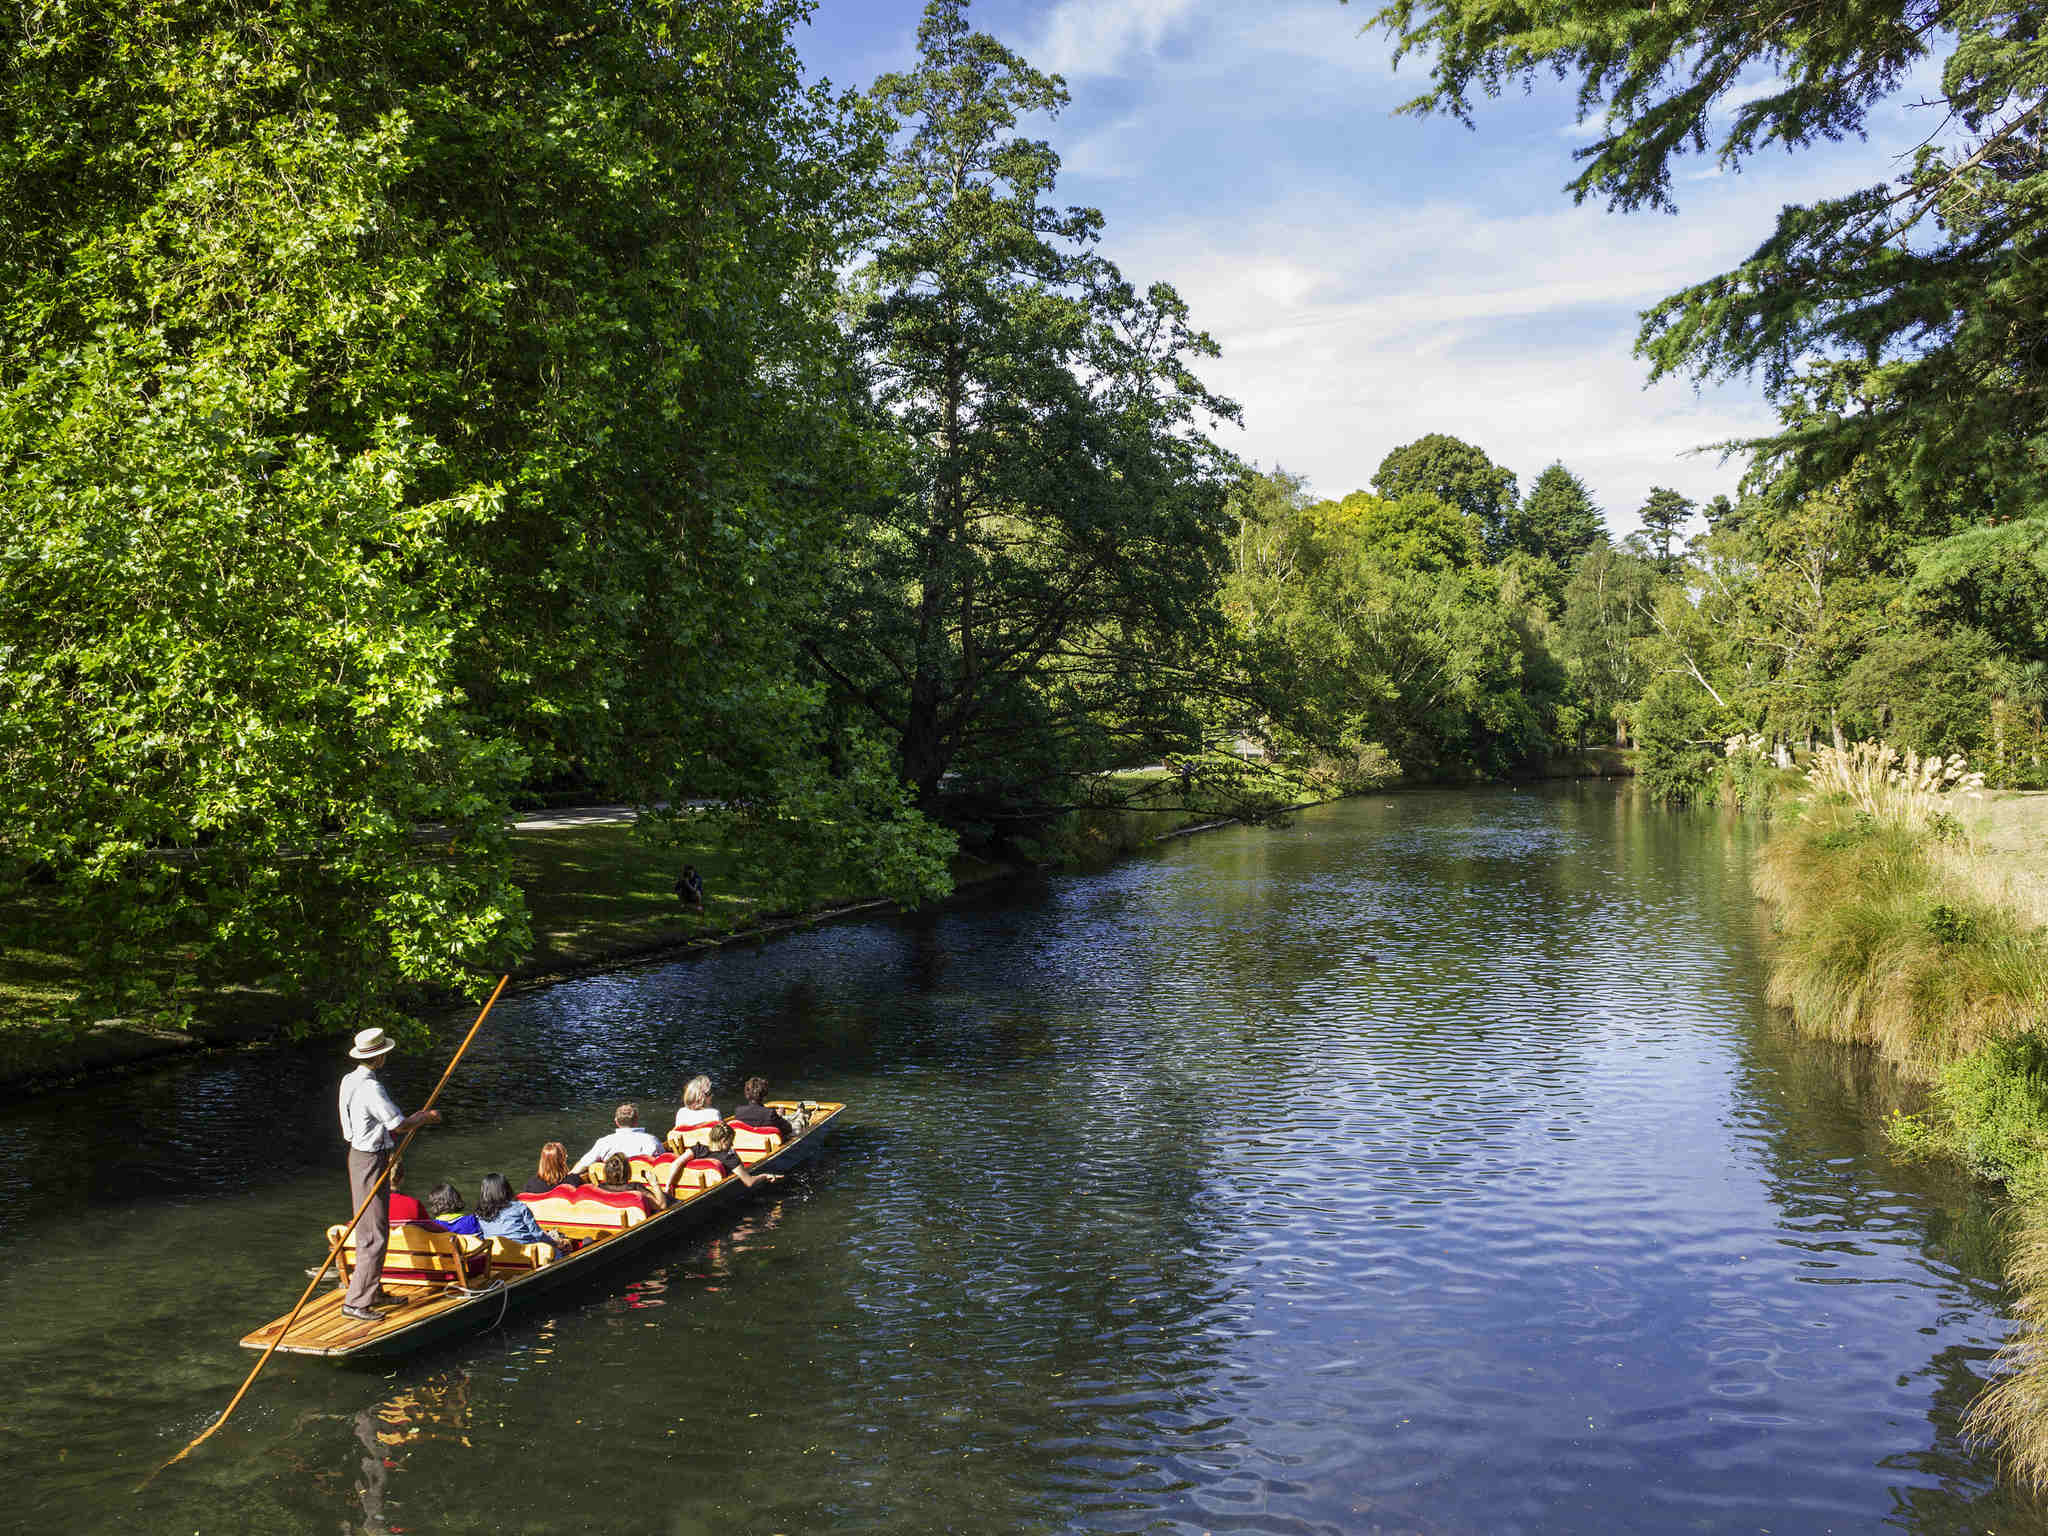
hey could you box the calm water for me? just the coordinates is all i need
[0,787,2040,1534]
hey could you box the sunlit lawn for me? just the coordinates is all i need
[0,818,1008,1066]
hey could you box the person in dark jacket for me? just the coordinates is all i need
[690,1124,785,1191]
[728,1076,794,1139]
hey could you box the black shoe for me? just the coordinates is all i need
[341,1304,383,1321]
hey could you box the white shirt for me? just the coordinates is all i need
[672,1106,723,1131]
[339,1064,406,1152]
[572,1125,662,1172]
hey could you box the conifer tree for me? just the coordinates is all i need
[1637,487,1696,572]
[1517,463,1606,566]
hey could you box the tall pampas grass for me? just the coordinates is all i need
[1803,740,1985,826]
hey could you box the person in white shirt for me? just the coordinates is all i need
[570,1103,662,1175]
[337,1028,441,1320]
[671,1075,722,1141]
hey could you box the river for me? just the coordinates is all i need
[0,785,2040,1534]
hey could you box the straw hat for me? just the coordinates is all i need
[349,1027,397,1061]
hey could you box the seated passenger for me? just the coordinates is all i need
[522,1141,582,1196]
[672,1075,722,1138]
[590,1151,663,1213]
[570,1103,662,1175]
[387,1159,426,1223]
[422,1181,483,1236]
[692,1124,785,1191]
[729,1076,795,1140]
[475,1172,563,1255]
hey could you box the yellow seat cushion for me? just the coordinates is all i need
[486,1235,559,1276]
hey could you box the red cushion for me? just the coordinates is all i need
[577,1186,650,1209]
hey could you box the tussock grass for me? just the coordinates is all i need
[1756,802,2047,1073]
[1969,1201,2048,1487]
[1759,786,2048,1486]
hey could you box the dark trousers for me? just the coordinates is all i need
[345,1145,391,1308]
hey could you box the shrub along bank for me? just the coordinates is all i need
[1755,778,2048,1484]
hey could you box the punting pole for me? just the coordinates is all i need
[150,974,511,1480]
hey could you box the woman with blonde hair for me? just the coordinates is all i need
[672,1074,721,1140]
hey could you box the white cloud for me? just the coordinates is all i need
[1058,113,1148,179]
[1105,191,1820,524]
[1035,0,1196,79]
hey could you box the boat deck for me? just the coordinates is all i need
[242,1279,489,1357]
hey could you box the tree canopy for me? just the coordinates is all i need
[0,0,944,1027]
[805,0,1243,827]
[1363,0,2048,528]
[1370,434,1520,559]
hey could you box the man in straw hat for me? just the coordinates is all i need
[338,1027,442,1320]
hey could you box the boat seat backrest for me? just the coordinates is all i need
[675,1157,728,1190]
[517,1187,649,1237]
[726,1121,782,1165]
[486,1236,558,1277]
[326,1221,489,1288]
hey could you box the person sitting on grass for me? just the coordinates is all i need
[474,1172,565,1257]
[675,863,705,911]
[422,1181,482,1236]
[591,1151,665,1214]
[570,1103,662,1175]
[690,1124,785,1191]
[729,1076,795,1140]
[522,1141,582,1195]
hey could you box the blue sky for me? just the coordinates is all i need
[793,0,1947,537]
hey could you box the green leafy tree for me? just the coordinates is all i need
[1838,628,2003,759]
[1637,486,1696,572]
[1633,673,1729,805]
[1558,543,1659,745]
[810,0,1242,828]
[1370,434,1520,560]
[1363,0,2048,528]
[0,0,935,1028]
[1906,518,2048,662]
[1307,488,1486,573]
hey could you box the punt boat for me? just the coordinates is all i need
[241,1101,843,1360]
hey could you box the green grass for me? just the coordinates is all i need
[510,820,763,973]
[0,817,1010,1080]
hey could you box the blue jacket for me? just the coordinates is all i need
[478,1202,551,1245]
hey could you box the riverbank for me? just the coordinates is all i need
[0,775,1284,1096]
[1751,781,2048,1484]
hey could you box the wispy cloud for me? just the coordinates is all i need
[1034,0,1195,79]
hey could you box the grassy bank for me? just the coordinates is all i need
[0,819,1008,1090]
[1755,785,2048,1482]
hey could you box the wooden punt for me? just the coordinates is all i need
[240,1101,842,1360]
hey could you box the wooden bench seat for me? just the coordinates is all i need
[327,1222,489,1289]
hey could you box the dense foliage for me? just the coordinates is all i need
[0,0,944,1028]
[1344,0,2048,801]
[804,1,1244,836]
